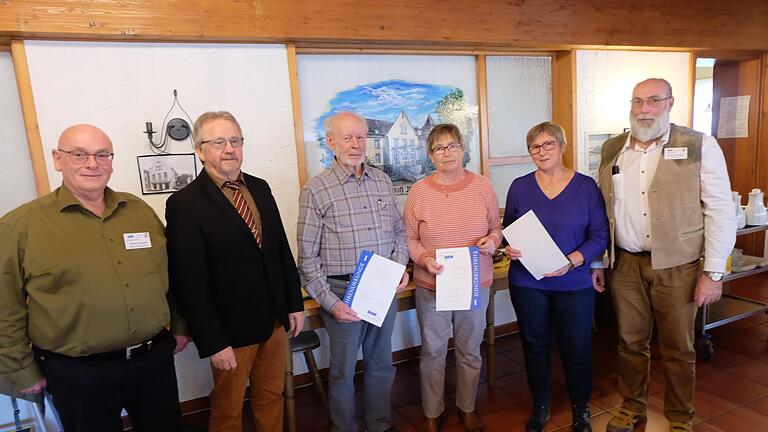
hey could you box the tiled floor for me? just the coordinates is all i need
[182,276,768,431]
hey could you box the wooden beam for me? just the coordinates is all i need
[10,39,50,196]
[286,44,308,187]
[476,54,489,175]
[1,1,767,50]
[553,50,577,169]
[688,52,697,128]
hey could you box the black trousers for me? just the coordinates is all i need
[35,330,184,432]
[509,285,595,409]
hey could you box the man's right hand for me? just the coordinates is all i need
[211,346,237,371]
[331,302,361,323]
[20,378,46,394]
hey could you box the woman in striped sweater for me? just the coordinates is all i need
[404,123,503,432]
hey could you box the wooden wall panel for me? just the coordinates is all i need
[553,50,576,169]
[712,58,763,254]
[1,1,767,50]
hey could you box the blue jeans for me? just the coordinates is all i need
[320,278,397,432]
[509,285,594,409]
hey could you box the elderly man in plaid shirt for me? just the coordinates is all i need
[298,111,409,432]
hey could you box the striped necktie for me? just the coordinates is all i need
[223,181,262,248]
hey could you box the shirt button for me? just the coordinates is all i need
[125,283,130,288]
[642,191,645,195]
[117,260,122,265]
[130,307,135,312]
[643,213,647,216]
[132,330,137,335]
[641,170,645,174]
[109,239,115,243]
[646,235,650,238]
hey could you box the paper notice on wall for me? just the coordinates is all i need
[717,95,750,139]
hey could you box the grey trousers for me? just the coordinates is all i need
[415,286,490,418]
[319,277,397,432]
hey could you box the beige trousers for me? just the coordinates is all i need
[415,286,490,418]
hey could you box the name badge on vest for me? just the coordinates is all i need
[124,232,152,250]
[664,147,688,160]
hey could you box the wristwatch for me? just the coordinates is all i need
[705,271,724,282]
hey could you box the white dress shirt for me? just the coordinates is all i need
[613,127,735,272]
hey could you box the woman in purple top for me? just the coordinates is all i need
[503,122,608,432]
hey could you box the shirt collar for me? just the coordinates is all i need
[329,158,368,184]
[56,184,126,217]
[205,168,245,190]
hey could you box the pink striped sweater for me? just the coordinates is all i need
[403,170,503,290]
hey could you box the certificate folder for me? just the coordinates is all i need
[343,250,405,327]
[435,246,482,311]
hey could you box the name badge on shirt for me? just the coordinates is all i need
[123,232,152,250]
[664,147,688,160]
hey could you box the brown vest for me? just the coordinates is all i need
[597,124,704,269]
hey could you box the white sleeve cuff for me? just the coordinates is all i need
[703,257,727,273]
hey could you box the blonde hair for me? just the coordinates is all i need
[526,122,566,149]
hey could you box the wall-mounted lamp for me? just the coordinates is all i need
[144,89,194,154]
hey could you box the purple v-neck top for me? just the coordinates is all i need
[502,171,609,291]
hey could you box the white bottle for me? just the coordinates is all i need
[745,188,767,226]
[733,191,746,229]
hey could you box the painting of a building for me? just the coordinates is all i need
[308,79,477,195]
[365,111,435,182]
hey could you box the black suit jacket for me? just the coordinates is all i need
[165,169,303,358]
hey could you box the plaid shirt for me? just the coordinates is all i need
[298,160,408,312]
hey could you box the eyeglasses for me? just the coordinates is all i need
[200,137,245,149]
[528,140,556,155]
[630,96,672,108]
[431,142,463,155]
[58,149,114,165]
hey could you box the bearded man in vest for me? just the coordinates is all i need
[591,78,735,432]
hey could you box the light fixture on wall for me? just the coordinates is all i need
[144,89,194,154]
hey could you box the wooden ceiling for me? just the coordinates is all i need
[0,1,766,50]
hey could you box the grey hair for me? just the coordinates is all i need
[324,111,368,136]
[634,78,673,98]
[192,111,243,148]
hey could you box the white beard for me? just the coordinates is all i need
[630,110,671,143]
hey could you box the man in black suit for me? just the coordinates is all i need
[166,111,304,432]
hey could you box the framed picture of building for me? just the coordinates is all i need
[136,153,198,195]
[296,54,480,199]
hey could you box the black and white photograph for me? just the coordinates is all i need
[136,153,198,195]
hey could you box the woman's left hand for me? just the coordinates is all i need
[476,235,497,255]
[543,263,570,277]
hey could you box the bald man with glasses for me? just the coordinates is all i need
[0,124,190,432]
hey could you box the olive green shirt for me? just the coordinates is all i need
[0,185,187,389]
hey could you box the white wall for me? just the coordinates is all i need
[0,52,36,216]
[22,40,519,402]
[575,50,691,172]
